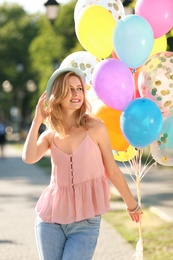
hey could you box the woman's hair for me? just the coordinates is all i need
[45,71,92,137]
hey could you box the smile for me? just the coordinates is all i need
[70,99,81,103]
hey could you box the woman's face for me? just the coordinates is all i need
[60,75,84,111]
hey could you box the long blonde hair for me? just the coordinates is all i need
[45,71,92,137]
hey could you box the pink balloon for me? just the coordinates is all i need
[135,0,173,38]
[92,59,134,110]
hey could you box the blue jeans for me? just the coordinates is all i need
[35,216,101,260]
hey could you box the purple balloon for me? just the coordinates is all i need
[92,58,134,110]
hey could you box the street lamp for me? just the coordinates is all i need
[44,0,60,23]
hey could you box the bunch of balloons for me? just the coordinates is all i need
[59,0,173,164]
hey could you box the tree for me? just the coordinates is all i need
[29,0,84,94]
[0,1,84,131]
[0,3,40,129]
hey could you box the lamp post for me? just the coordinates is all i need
[1,80,13,120]
[122,0,134,14]
[44,0,60,24]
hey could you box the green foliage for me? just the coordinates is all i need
[28,0,83,94]
[36,156,51,171]
[29,16,60,94]
[54,0,79,59]
[0,3,39,123]
[0,0,83,125]
[0,4,38,80]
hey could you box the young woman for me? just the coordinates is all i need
[22,67,142,260]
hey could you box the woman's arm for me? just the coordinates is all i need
[22,92,50,164]
[94,121,142,222]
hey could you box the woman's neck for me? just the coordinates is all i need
[63,116,78,133]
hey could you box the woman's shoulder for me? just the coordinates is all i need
[85,117,109,145]
[86,116,102,126]
[39,128,55,142]
[86,116,107,134]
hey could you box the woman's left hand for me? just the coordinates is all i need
[127,204,143,223]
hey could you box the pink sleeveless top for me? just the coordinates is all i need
[35,133,110,224]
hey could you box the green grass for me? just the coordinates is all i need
[103,205,173,260]
[8,142,23,150]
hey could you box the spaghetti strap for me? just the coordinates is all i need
[50,131,56,146]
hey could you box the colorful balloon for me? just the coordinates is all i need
[111,52,141,99]
[75,5,116,58]
[95,104,129,151]
[120,98,163,148]
[138,52,173,115]
[92,58,134,110]
[113,14,154,69]
[60,51,101,87]
[74,0,125,23]
[149,35,167,57]
[135,0,173,38]
[151,113,173,166]
[113,146,137,162]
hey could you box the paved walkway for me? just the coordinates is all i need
[0,144,172,260]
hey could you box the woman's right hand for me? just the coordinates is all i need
[34,92,47,123]
[22,92,50,164]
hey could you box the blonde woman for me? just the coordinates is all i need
[22,67,142,260]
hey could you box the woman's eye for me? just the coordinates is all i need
[70,87,83,92]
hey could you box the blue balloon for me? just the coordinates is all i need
[120,98,163,148]
[113,14,154,69]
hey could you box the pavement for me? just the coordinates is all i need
[0,144,173,260]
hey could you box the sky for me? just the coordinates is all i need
[1,0,70,14]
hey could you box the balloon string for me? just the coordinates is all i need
[140,162,157,181]
[143,148,151,166]
[120,150,136,182]
[127,147,157,260]
[122,161,136,183]
[139,148,156,180]
[135,150,143,248]
[127,149,144,260]
[130,149,139,174]
[138,148,143,174]
[136,171,142,232]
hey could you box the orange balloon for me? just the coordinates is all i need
[95,104,129,151]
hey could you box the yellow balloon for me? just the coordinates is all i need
[150,35,167,57]
[75,5,116,58]
[113,146,137,162]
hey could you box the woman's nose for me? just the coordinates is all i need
[72,89,78,95]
